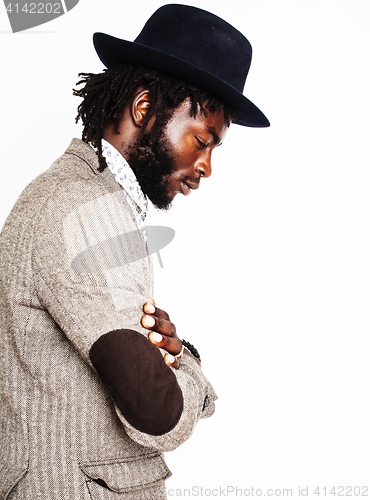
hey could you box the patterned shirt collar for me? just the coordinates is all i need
[101,139,148,233]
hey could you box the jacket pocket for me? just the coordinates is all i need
[0,466,27,500]
[79,453,171,494]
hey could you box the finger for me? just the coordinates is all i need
[146,296,155,306]
[143,301,156,315]
[164,353,180,370]
[141,314,156,330]
[151,306,170,321]
[142,315,176,338]
[148,332,183,356]
[153,315,176,336]
[143,303,170,322]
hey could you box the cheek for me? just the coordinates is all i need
[164,127,199,175]
[170,153,197,179]
[173,139,199,168]
[165,125,193,156]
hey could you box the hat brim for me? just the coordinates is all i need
[93,33,270,128]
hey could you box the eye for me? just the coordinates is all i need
[195,137,207,150]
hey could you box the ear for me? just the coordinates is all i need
[132,89,151,127]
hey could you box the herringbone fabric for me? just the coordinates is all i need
[0,139,216,499]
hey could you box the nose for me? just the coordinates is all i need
[195,150,212,178]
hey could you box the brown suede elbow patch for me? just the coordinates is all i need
[89,329,184,435]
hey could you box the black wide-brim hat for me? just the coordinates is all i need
[93,4,269,127]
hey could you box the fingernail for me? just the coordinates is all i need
[150,332,162,343]
[145,303,155,314]
[142,315,155,328]
[166,354,175,364]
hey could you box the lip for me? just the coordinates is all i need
[186,181,200,191]
[181,182,191,196]
[180,180,200,196]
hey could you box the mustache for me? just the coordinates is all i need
[182,175,200,186]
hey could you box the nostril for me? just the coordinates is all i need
[197,165,207,177]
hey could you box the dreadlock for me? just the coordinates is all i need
[73,62,236,172]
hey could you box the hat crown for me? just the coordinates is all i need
[93,4,269,127]
[134,4,252,92]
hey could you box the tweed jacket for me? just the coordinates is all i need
[0,139,217,500]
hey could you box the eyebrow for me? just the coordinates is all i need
[206,126,222,147]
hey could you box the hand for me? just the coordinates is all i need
[141,297,183,369]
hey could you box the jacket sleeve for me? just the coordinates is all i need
[115,351,218,452]
[32,180,217,451]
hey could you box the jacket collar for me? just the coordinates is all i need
[65,138,101,175]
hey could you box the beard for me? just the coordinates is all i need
[125,129,178,211]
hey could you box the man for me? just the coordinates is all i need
[0,4,269,499]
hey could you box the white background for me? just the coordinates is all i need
[1,1,370,497]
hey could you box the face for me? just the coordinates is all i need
[161,100,229,201]
[127,99,229,210]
